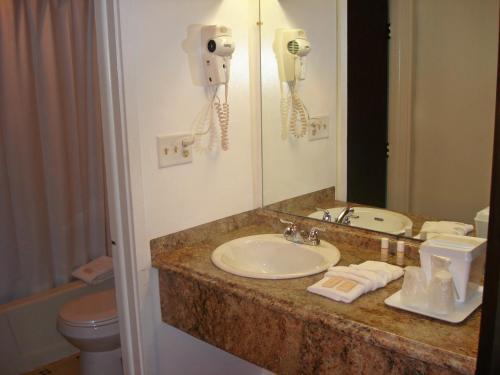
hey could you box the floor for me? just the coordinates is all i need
[23,354,80,375]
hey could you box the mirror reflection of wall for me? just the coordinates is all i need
[262,0,499,239]
[387,0,498,225]
[261,0,338,205]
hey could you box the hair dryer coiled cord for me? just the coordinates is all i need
[280,82,309,139]
[288,87,308,138]
[192,83,230,152]
[214,100,230,151]
[280,96,291,140]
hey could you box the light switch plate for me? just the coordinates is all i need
[308,116,329,141]
[157,133,193,168]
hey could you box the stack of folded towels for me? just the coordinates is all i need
[72,256,114,285]
[416,221,474,240]
[307,261,404,303]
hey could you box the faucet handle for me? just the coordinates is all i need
[279,218,298,237]
[308,227,323,245]
[316,207,332,222]
[344,207,355,224]
[309,226,324,235]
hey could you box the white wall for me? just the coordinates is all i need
[261,0,338,205]
[119,0,257,241]
[115,0,269,373]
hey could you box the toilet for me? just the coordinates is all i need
[57,288,122,375]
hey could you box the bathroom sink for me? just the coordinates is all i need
[308,207,413,235]
[211,234,340,279]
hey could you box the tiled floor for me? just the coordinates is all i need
[23,354,80,375]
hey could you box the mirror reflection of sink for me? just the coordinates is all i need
[211,234,341,279]
[308,207,413,235]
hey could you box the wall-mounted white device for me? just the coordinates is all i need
[273,28,311,139]
[274,29,311,82]
[201,25,235,86]
[184,25,235,151]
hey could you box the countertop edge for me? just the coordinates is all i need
[154,259,476,375]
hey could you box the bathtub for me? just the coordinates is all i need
[0,278,114,375]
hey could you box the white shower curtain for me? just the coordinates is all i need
[0,0,108,303]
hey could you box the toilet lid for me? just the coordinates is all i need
[59,289,118,327]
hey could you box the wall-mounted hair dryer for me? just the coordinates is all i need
[274,28,311,82]
[273,29,311,139]
[187,25,235,151]
[201,25,235,86]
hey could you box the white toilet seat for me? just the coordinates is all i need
[59,315,118,328]
[59,289,118,327]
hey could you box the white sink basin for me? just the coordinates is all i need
[211,234,340,279]
[308,207,413,235]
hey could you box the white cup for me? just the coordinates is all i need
[401,266,428,308]
[428,269,455,315]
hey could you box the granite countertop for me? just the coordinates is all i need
[151,210,480,375]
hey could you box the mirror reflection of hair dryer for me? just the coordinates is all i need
[273,28,311,139]
[188,25,235,152]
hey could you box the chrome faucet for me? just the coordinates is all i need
[280,219,322,246]
[334,206,355,225]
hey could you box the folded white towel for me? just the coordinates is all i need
[324,268,377,292]
[307,276,366,303]
[72,256,114,285]
[326,267,385,291]
[420,221,473,236]
[308,261,404,303]
[348,264,391,284]
[352,261,404,281]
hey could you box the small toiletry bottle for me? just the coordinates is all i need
[396,240,405,266]
[381,237,389,262]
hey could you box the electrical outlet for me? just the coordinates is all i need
[308,116,330,141]
[157,133,193,168]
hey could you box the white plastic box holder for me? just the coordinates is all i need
[475,206,490,239]
[419,234,486,303]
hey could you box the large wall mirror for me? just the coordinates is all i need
[261,0,499,240]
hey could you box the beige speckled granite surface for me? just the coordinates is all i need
[265,186,336,216]
[151,209,480,375]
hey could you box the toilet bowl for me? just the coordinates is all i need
[57,288,122,375]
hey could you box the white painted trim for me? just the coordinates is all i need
[387,0,413,212]
[94,1,145,373]
[251,1,263,209]
[336,0,348,202]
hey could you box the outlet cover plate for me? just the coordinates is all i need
[308,116,330,141]
[157,133,193,168]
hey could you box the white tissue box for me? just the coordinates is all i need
[419,234,486,303]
